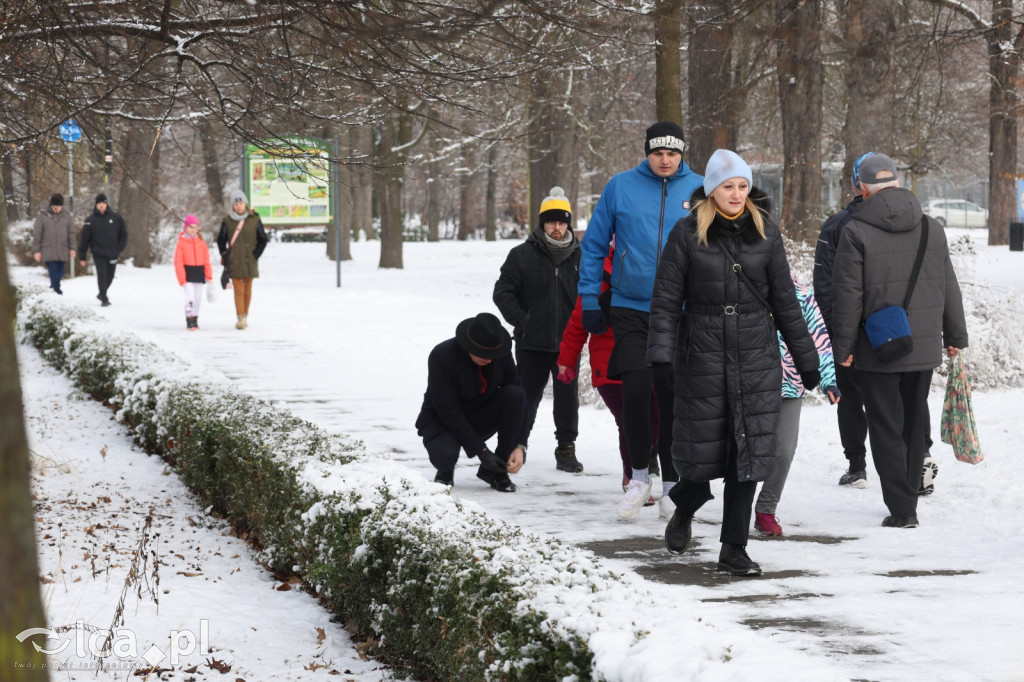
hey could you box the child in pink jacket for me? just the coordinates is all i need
[173,215,213,330]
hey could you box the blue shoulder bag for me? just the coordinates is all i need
[863,217,928,363]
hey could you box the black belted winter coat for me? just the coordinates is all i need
[646,188,819,483]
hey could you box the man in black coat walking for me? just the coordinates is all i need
[493,187,582,473]
[78,193,127,306]
[415,313,528,492]
[814,153,872,488]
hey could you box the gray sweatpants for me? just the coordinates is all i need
[755,397,802,515]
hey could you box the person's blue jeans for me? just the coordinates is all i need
[45,260,66,293]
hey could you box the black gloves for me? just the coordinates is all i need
[800,369,820,392]
[478,447,507,473]
[581,310,608,335]
[653,363,674,394]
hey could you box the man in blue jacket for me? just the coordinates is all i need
[578,121,703,519]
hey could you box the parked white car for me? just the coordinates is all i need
[922,199,988,228]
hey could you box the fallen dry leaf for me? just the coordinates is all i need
[315,626,326,643]
[177,571,203,577]
[206,656,231,673]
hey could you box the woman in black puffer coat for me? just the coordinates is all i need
[647,149,819,577]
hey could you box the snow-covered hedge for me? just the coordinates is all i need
[17,285,617,681]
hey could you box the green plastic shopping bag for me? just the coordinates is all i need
[940,356,983,464]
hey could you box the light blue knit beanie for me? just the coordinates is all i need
[702,149,752,196]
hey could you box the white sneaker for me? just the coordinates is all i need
[617,479,653,519]
[658,495,676,520]
[918,456,938,496]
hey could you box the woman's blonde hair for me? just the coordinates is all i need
[692,194,766,246]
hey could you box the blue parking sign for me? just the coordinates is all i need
[59,119,82,143]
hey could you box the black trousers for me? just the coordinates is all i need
[834,362,868,465]
[669,439,757,547]
[93,257,118,299]
[423,384,526,481]
[859,369,932,518]
[620,370,677,481]
[608,307,675,476]
[515,348,578,446]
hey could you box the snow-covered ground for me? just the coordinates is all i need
[14,227,1024,681]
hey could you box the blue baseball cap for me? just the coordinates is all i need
[852,152,876,188]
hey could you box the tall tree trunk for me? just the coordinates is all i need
[686,4,737,174]
[527,73,579,223]
[327,126,353,261]
[2,155,19,222]
[352,125,376,241]
[776,0,824,243]
[376,113,412,268]
[986,0,1021,246]
[118,124,158,268]
[426,157,441,243]
[840,0,896,194]
[0,178,51,679]
[458,167,477,240]
[653,0,683,124]
[198,117,225,223]
[485,145,498,241]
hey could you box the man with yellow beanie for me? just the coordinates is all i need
[494,186,583,474]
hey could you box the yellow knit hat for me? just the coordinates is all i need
[539,186,571,224]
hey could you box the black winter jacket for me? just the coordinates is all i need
[415,339,529,456]
[831,187,968,372]
[79,208,127,260]
[493,226,580,353]
[812,195,863,332]
[647,188,819,483]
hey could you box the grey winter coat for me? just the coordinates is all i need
[831,187,969,372]
[32,207,76,262]
[647,188,819,483]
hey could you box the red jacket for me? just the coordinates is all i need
[558,254,619,387]
[174,231,213,285]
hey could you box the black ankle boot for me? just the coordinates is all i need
[717,543,762,577]
[665,510,692,555]
[554,443,583,473]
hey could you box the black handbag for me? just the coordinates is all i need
[220,219,245,290]
[220,253,231,290]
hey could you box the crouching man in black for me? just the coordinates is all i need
[416,313,528,492]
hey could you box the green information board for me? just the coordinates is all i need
[244,137,331,226]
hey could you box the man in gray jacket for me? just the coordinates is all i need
[32,193,77,294]
[831,153,968,529]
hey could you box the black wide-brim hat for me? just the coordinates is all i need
[455,313,512,360]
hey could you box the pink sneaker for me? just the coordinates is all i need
[755,513,783,536]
